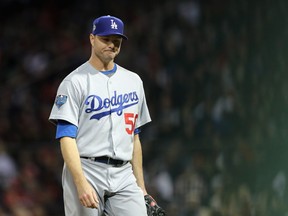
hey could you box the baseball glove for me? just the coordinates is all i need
[144,194,166,216]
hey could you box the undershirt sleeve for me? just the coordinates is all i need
[134,127,141,135]
[56,120,78,139]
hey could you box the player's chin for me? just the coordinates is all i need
[104,53,117,61]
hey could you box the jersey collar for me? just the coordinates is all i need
[101,63,117,76]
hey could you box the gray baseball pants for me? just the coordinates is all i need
[62,158,147,216]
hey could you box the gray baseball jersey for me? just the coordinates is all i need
[49,62,151,161]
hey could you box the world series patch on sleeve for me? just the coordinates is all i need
[144,194,166,216]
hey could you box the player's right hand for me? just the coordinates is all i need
[76,179,99,209]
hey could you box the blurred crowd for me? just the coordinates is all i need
[1,0,288,215]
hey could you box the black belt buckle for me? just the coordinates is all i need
[107,157,127,167]
[112,159,127,167]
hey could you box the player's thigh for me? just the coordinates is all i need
[104,182,147,216]
[62,164,105,216]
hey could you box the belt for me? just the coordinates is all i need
[81,156,128,167]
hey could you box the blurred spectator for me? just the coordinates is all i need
[0,140,18,189]
[0,0,288,215]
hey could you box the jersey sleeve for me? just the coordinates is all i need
[49,79,81,126]
[135,82,151,128]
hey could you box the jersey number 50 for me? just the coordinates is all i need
[124,113,138,135]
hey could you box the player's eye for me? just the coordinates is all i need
[98,36,109,42]
[99,36,121,47]
[102,37,110,42]
[112,39,121,47]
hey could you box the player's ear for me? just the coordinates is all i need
[116,46,121,55]
[89,34,95,46]
[115,42,121,56]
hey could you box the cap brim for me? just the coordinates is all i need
[96,33,128,40]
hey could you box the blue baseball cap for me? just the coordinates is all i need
[92,15,128,40]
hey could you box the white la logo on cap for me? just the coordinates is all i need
[110,19,118,29]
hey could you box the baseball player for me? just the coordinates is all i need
[49,15,165,216]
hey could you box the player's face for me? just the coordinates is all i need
[90,34,122,63]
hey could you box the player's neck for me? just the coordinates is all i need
[88,57,114,71]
